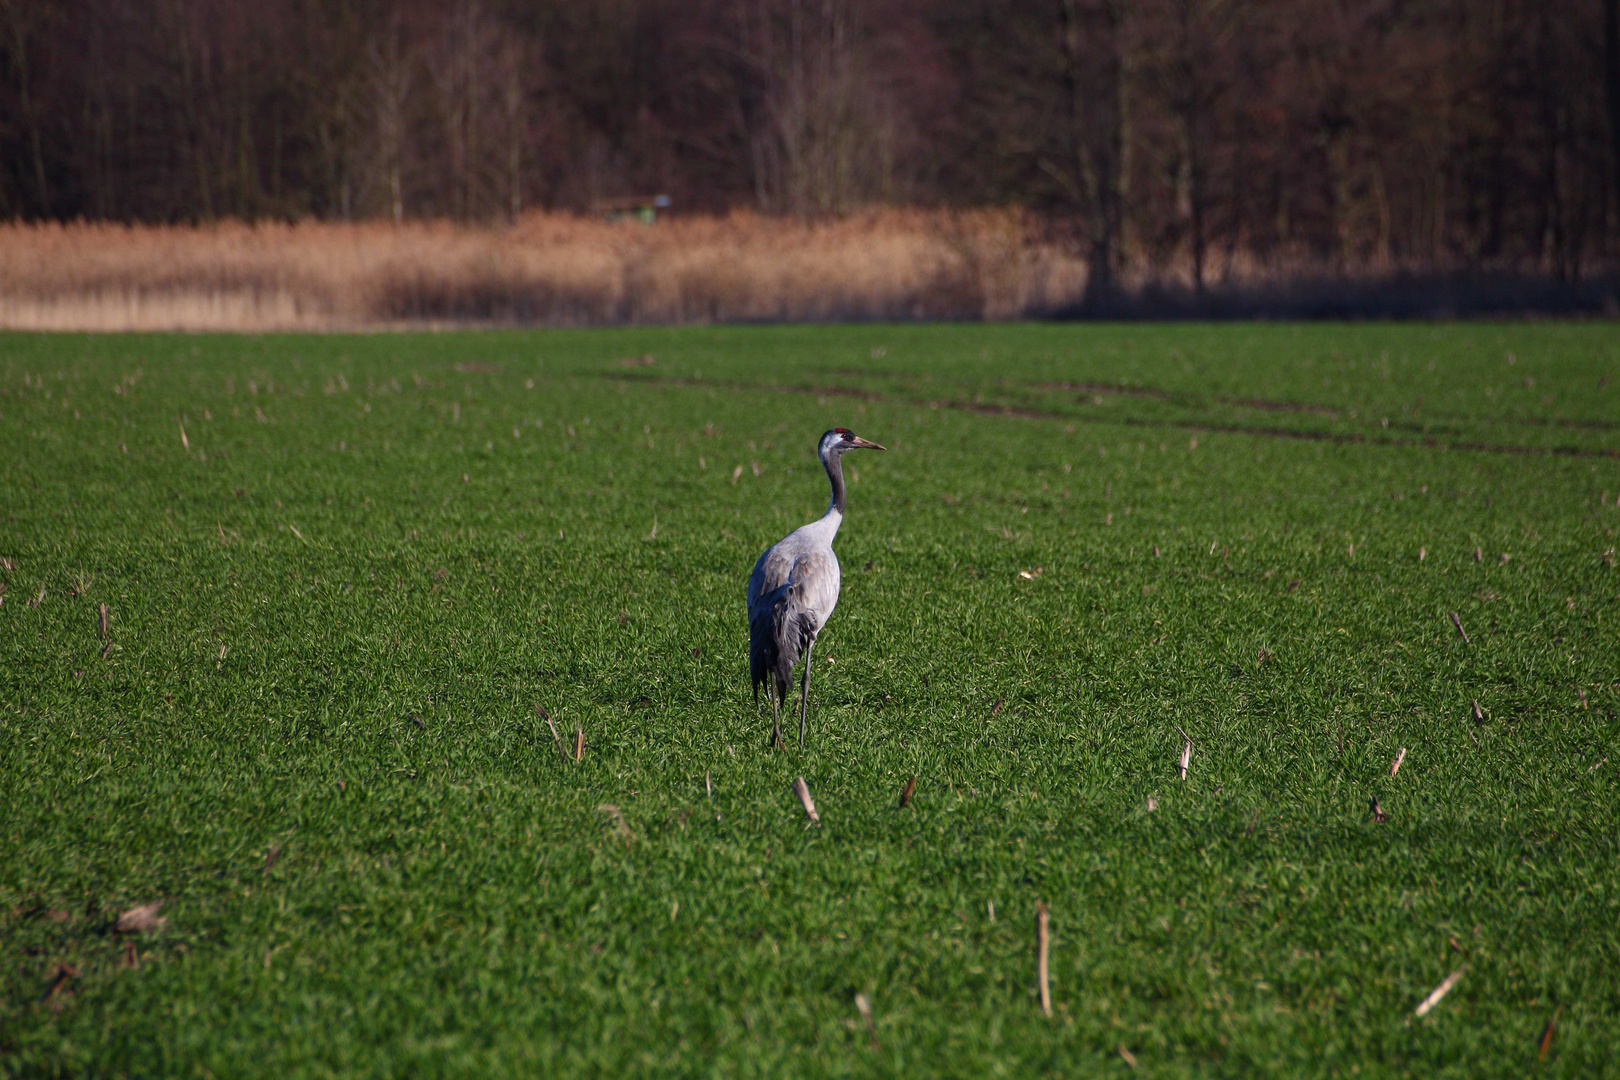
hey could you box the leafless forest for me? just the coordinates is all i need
[1,0,1616,325]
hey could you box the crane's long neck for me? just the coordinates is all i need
[823,448,847,520]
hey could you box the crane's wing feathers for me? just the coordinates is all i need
[748,544,839,703]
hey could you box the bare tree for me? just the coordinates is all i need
[733,0,916,216]
[1608,0,1620,219]
[0,0,60,216]
[499,37,526,220]
[1162,0,1240,292]
[367,16,413,223]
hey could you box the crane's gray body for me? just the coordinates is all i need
[747,510,842,703]
[746,428,883,747]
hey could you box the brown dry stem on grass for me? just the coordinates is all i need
[1035,902,1052,1017]
[0,209,1087,331]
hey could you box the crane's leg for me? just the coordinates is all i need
[770,689,783,750]
[797,639,816,749]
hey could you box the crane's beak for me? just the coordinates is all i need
[847,435,886,451]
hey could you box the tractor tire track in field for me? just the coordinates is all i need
[605,372,1620,460]
[827,372,1620,431]
[1033,381,1620,442]
[1035,380,1339,416]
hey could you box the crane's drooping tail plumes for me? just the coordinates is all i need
[746,428,884,749]
[750,582,815,708]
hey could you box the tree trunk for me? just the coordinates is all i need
[1094,0,1123,302]
[1174,0,1204,294]
[369,21,410,223]
[1189,115,1205,294]
[1060,0,1122,306]
[1536,8,1565,279]
[503,41,523,221]
[1606,0,1620,219]
[4,5,52,216]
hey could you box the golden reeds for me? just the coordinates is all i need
[0,209,1088,331]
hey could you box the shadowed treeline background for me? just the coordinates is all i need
[1,0,1616,325]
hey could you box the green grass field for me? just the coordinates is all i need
[2,323,1618,1078]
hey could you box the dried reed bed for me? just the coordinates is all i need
[0,210,1089,331]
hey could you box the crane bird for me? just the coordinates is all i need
[748,427,885,749]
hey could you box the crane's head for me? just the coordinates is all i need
[820,428,886,458]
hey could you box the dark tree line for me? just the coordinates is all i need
[2,0,1614,282]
